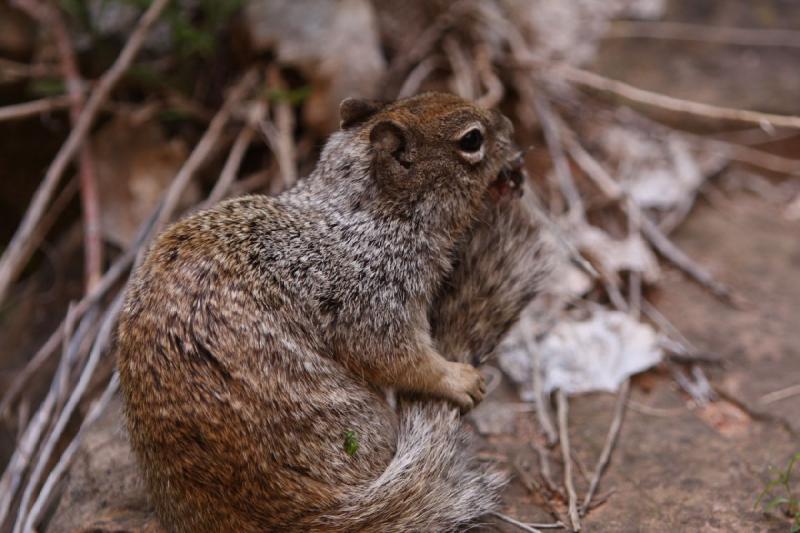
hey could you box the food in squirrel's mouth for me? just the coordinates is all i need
[489,152,526,203]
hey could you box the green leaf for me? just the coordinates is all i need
[343,430,359,457]
[29,78,66,97]
[765,496,789,512]
[266,86,312,106]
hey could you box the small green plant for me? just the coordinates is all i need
[343,430,359,457]
[756,452,800,532]
[266,86,312,106]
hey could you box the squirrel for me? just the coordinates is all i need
[116,92,552,532]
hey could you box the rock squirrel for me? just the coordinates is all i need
[116,93,552,532]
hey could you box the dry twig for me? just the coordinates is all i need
[490,512,565,532]
[398,56,441,99]
[534,95,584,220]
[607,20,800,48]
[155,69,259,233]
[13,295,124,533]
[13,0,104,291]
[581,380,629,515]
[562,127,733,302]
[205,102,267,207]
[261,70,297,191]
[556,390,581,532]
[0,0,170,306]
[475,45,504,109]
[23,374,119,531]
[556,64,800,130]
[758,384,800,406]
[0,95,72,122]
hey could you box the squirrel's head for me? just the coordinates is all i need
[330,92,517,225]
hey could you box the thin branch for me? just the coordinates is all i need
[206,126,256,207]
[557,390,581,532]
[521,306,558,445]
[23,374,119,531]
[555,64,800,130]
[0,390,56,527]
[623,111,800,177]
[562,127,733,302]
[581,380,629,515]
[0,57,58,81]
[33,0,104,291]
[444,35,478,100]
[531,437,558,494]
[261,69,297,191]
[0,95,72,122]
[533,95,584,219]
[606,20,800,49]
[154,68,259,233]
[205,102,266,207]
[758,384,800,406]
[490,512,565,532]
[13,294,124,533]
[639,215,732,301]
[398,56,441,99]
[0,0,170,306]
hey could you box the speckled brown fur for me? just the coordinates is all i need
[116,93,551,532]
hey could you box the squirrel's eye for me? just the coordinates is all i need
[458,129,484,153]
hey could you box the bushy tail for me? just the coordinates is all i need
[306,400,506,532]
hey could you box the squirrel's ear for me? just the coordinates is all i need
[369,120,407,158]
[340,98,385,129]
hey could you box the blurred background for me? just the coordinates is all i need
[0,1,799,531]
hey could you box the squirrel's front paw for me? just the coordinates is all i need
[443,362,487,413]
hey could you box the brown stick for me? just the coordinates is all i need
[0,95,72,121]
[556,390,581,532]
[39,0,103,291]
[154,68,259,234]
[533,95,584,219]
[0,390,56,527]
[556,64,800,130]
[606,20,800,48]
[206,125,256,207]
[0,0,170,306]
[261,69,297,191]
[759,384,800,406]
[398,56,441,99]
[581,380,629,515]
[0,57,58,81]
[23,374,119,531]
[13,294,124,533]
[490,512,566,532]
[475,45,504,109]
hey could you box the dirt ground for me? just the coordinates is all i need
[485,191,800,532]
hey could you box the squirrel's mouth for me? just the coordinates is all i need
[488,151,526,201]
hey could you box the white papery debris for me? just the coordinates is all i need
[575,225,661,283]
[498,310,663,397]
[539,310,663,394]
